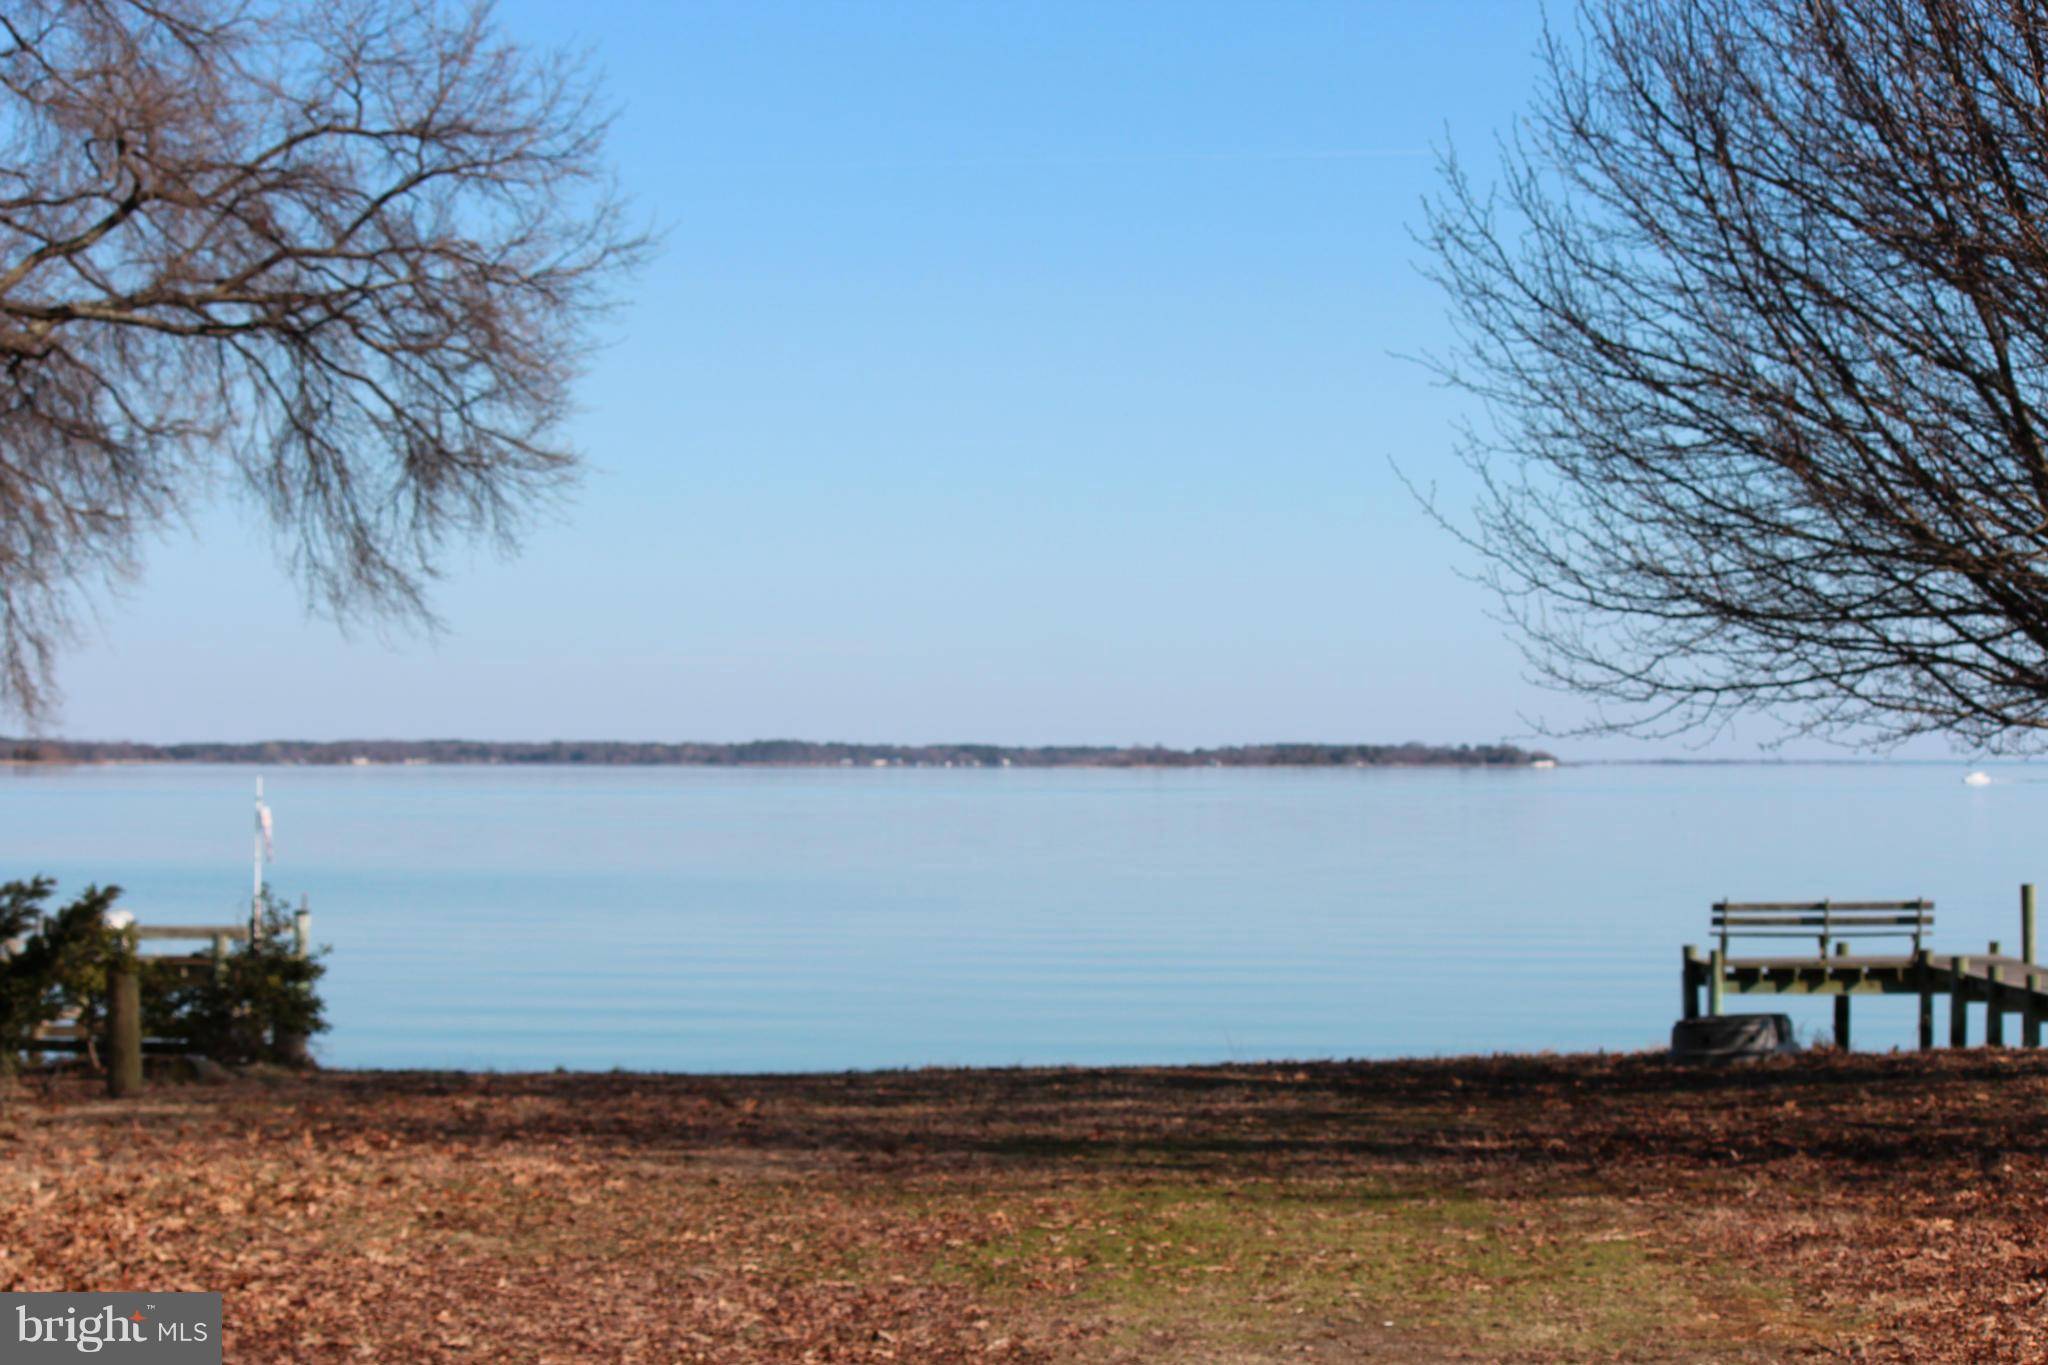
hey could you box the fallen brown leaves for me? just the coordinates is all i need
[0,1050,2040,1361]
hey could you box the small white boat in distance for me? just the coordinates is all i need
[1964,770,1993,786]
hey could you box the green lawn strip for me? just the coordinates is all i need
[923,1178,1834,1360]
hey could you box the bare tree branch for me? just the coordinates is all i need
[1421,0,2048,751]
[0,0,648,721]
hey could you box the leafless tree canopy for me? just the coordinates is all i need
[0,0,642,718]
[1423,0,2048,749]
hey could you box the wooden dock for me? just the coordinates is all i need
[1684,924,2048,1050]
[17,907,312,1096]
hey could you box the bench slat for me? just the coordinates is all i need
[1713,900,1929,911]
[1714,929,1929,937]
[1715,914,1931,927]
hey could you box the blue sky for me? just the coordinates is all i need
[42,3,1850,755]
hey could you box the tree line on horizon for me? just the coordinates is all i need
[0,739,1555,768]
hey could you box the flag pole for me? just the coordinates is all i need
[251,776,264,945]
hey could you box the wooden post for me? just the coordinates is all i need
[2026,885,2038,965]
[2027,971,2043,1049]
[274,899,314,1067]
[1832,941,1851,1051]
[1682,945,1700,1020]
[1918,949,1936,1050]
[1988,940,2004,1047]
[1708,947,1724,1017]
[1952,955,1971,1048]
[106,963,142,1098]
[1989,961,2007,1047]
[211,931,230,981]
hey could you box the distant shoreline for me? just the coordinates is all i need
[0,737,1557,769]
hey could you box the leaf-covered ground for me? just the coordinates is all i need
[2,1050,2043,1361]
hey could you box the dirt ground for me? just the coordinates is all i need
[3,1049,2046,1362]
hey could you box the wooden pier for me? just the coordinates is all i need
[19,906,312,1096]
[1682,884,2048,1050]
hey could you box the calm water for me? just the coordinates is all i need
[0,761,2037,1070]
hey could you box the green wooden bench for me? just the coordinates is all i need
[1696,898,1935,1051]
[1712,899,1933,960]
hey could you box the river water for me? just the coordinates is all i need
[1,760,2034,1069]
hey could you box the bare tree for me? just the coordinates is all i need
[1422,0,2048,749]
[0,0,643,719]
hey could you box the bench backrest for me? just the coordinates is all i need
[1712,899,1933,957]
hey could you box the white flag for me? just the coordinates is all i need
[256,800,274,861]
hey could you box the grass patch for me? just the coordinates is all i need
[937,1179,1830,1360]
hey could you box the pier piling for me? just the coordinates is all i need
[106,963,141,1098]
[1833,942,1851,1049]
[1918,949,1936,1050]
[1952,956,1971,1047]
[1990,961,2007,1046]
[2030,973,2044,1049]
